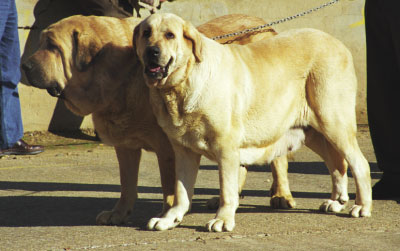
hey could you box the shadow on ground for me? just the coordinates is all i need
[202,161,381,179]
[0,158,381,228]
[0,179,352,228]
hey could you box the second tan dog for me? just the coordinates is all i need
[22,14,277,225]
[134,13,372,232]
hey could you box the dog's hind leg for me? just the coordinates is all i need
[96,147,141,225]
[320,127,371,217]
[270,155,296,209]
[305,129,349,213]
[308,99,371,217]
[306,41,372,217]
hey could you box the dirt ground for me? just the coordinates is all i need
[0,126,399,250]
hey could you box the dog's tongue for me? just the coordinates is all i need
[149,66,161,73]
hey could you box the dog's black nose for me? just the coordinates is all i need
[147,46,160,58]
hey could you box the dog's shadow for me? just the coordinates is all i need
[202,161,382,179]
[0,181,311,228]
[0,181,335,228]
[0,182,159,228]
[0,162,383,228]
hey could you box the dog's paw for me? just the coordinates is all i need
[96,210,129,225]
[319,199,347,213]
[349,205,371,218]
[206,218,235,232]
[206,197,220,210]
[270,195,296,209]
[147,217,181,231]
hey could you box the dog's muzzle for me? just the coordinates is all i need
[22,60,64,98]
[46,85,64,98]
[144,46,172,80]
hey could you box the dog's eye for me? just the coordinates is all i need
[47,41,59,51]
[165,32,175,40]
[143,29,151,38]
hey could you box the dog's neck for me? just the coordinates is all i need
[96,59,147,116]
[149,85,185,128]
[65,56,143,117]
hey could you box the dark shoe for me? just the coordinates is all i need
[372,176,400,200]
[0,139,44,156]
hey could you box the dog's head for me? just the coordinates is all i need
[23,16,103,98]
[22,15,140,115]
[134,13,203,87]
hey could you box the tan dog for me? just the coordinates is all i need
[22,15,170,225]
[196,14,277,45]
[22,14,277,225]
[134,13,372,232]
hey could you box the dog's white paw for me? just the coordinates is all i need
[349,205,371,218]
[147,216,181,231]
[319,199,347,213]
[206,218,235,232]
[96,210,129,225]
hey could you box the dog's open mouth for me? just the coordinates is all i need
[145,58,172,80]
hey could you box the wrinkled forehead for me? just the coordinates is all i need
[41,21,72,42]
[39,28,56,45]
[142,13,185,33]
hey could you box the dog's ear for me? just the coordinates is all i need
[73,29,101,71]
[183,21,203,63]
[132,24,141,52]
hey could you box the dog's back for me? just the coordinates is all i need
[196,28,357,148]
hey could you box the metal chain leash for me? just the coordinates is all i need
[18,0,340,32]
[18,26,36,30]
[211,0,340,41]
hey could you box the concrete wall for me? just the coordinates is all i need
[16,0,367,132]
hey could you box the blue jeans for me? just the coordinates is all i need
[0,0,23,149]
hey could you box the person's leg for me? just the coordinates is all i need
[0,0,23,150]
[365,0,400,199]
[1,0,43,155]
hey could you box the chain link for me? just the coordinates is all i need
[18,0,340,33]
[211,0,340,41]
[18,26,37,30]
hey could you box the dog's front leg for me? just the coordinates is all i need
[147,144,201,231]
[206,165,248,210]
[155,150,175,216]
[96,146,141,225]
[206,148,240,232]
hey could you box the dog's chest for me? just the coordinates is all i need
[150,89,211,151]
[92,112,154,150]
[167,116,213,156]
